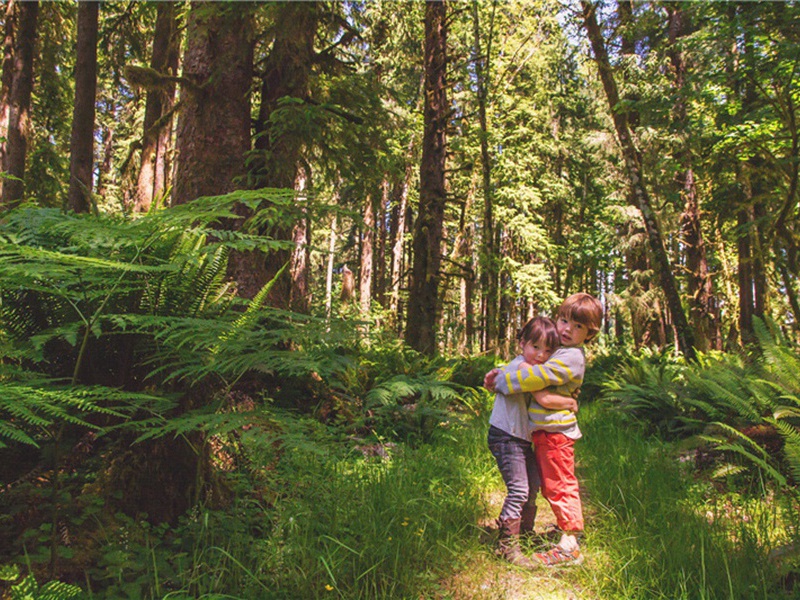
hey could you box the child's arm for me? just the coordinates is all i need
[493,348,585,396]
[533,389,578,413]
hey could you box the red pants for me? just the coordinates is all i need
[532,431,583,532]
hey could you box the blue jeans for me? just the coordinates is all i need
[488,425,540,522]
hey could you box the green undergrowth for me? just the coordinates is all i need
[577,402,794,600]
[46,409,491,599]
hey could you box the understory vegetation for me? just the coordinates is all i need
[2,204,800,599]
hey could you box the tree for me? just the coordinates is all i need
[470,0,499,352]
[66,0,98,213]
[665,2,720,352]
[581,0,696,361]
[1,0,37,209]
[406,0,448,355]
[134,2,179,213]
[173,3,253,207]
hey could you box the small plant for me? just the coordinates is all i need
[0,564,84,599]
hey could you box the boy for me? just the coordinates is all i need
[486,292,603,567]
[487,317,577,568]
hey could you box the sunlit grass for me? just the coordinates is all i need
[576,402,781,600]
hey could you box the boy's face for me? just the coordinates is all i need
[556,316,590,347]
[520,339,554,365]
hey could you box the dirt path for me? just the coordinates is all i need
[439,491,597,600]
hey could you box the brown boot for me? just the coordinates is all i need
[497,518,535,568]
[520,504,537,537]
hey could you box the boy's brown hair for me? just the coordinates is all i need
[517,316,560,350]
[557,293,603,341]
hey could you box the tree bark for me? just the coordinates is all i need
[325,211,338,322]
[244,2,319,308]
[172,3,255,303]
[135,2,179,213]
[290,166,311,314]
[360,193,375,316]
[173,3,252,206]
[1,0,37,209]
[405,0,448,355]
[375,179,390,309]
[666,3,720,351]
[0,0,16,200]
[389,141,413,328]
[582,0,696,360]
[67,0,98,213]
[471,0,498,352]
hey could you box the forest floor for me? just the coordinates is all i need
[440,490,594,600]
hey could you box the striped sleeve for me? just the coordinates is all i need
[495,348,585,395]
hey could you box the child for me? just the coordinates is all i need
[487,316,578,568]
[486,293,603,567]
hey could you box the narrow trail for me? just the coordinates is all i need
[440,491,596,600]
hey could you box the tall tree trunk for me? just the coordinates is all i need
[325,211,338,323]
[582,0,696,361]
[173,3,252,206]
[0,0,16,200]
[667,3,720,351]
[406,0,448,355]
[246,2,318,308]
[471,0,498,353]
[455,180,475,353]
[738,205,755,345]
[290,165,311,314]
[389,141,413,328]
[375,178,389,309]
[1,0,37,210]
[360,193,375,316]
[135,2,179,213]
[173,2,254,304]
[67,0,98,213]
[95,111,113,198]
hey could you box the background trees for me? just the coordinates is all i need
[1,0,798,354]
[2,1,800,595]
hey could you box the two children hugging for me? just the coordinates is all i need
[484,293,603,568]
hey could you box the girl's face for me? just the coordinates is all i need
[520,338,554,365]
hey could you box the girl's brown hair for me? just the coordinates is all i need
[517,316,559,350]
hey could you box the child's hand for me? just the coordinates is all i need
[483,368,500,392]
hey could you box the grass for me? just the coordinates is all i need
[6,398,798,599]
[575,402,781,600]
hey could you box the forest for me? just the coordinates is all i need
[1,0,800,598]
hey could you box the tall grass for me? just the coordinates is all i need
[86,408,491,599]
[578,402,777,599]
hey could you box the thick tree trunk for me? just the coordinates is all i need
[406,0,448,355]
[0,0,16,200]
[67,1,98,213]
[173,2,254,304]
[135,2,179,213]
[173,3,252,206]
[245,2,318,308]
[582,0,696,361]
[1,0,37,209]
